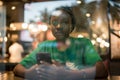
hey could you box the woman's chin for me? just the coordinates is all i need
[56,37,66,41]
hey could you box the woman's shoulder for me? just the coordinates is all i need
[70,37,92,46]
[70,37,90,41]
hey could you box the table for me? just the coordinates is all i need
[1,71,120,80]
[0,71,23,80]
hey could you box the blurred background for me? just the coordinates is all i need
[0,0,119,77]
[0,0,110,58]
[0,0,119,80]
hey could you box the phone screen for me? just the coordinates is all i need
[36,52,52,64]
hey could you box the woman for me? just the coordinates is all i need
[13,6,108,80]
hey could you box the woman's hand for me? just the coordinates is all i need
[25,64,40,80]
[36,63,67,80]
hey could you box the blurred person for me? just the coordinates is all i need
[46,29,55,40]
[13,6,108,80]
[32,30,55,50]
[32,31,46,50]
[9,40,24,63]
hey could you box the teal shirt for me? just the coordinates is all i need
[20,37,102,69]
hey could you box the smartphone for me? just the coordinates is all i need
[36,52,52,64]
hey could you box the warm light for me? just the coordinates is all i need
[104,42,109,47]
[76,0,82,4]
[78,34,84,38]
[100,40,106,48]
[102,34,107,39]
[10,23,16,30]
[96,37,102,43]
[0,37,2,42]
[92,33,97,38]
[4,37,7,42]
[0,1,3,6]
[97,38,109,48]
[11,6,16,10]
[91,40,96,45]
[86,13,91,17]
[100,43,104,48]
[91,21,95,24]
[119,31,120,36]
[10,23,14,28]
[12,27,16,30]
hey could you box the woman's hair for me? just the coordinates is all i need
[50,6,76,32]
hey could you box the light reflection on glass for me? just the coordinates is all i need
[0,72,14,80]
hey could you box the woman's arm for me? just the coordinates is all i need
[13,64,39,79]
[35,61,108,80]
[13,64,26,78]
[65,61,108,79]
[13,61,108,80]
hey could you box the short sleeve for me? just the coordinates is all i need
[19,41,49,68]
[20,47,40,68]
[84,39,102,65]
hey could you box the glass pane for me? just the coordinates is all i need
[24,0,109,55]
[0,6,6,58]
[108,0,120,59]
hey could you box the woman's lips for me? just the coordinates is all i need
[55,33,63,36]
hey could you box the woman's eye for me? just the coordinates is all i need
[61,23,66,26]
[52,21,58,26]
[60,22,68,26]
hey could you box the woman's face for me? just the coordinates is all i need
[50,10,72,41]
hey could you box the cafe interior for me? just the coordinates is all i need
[0,0,119,80]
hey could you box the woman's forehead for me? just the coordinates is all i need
[51,10,63,17]
[51,10,71,20]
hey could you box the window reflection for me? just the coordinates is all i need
[22,0,109,55]
[1,0,112,63]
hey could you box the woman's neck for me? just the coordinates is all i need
[57,38,71,51]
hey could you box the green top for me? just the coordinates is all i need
[20,37,102,70]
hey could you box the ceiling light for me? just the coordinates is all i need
[11,6,16,10]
